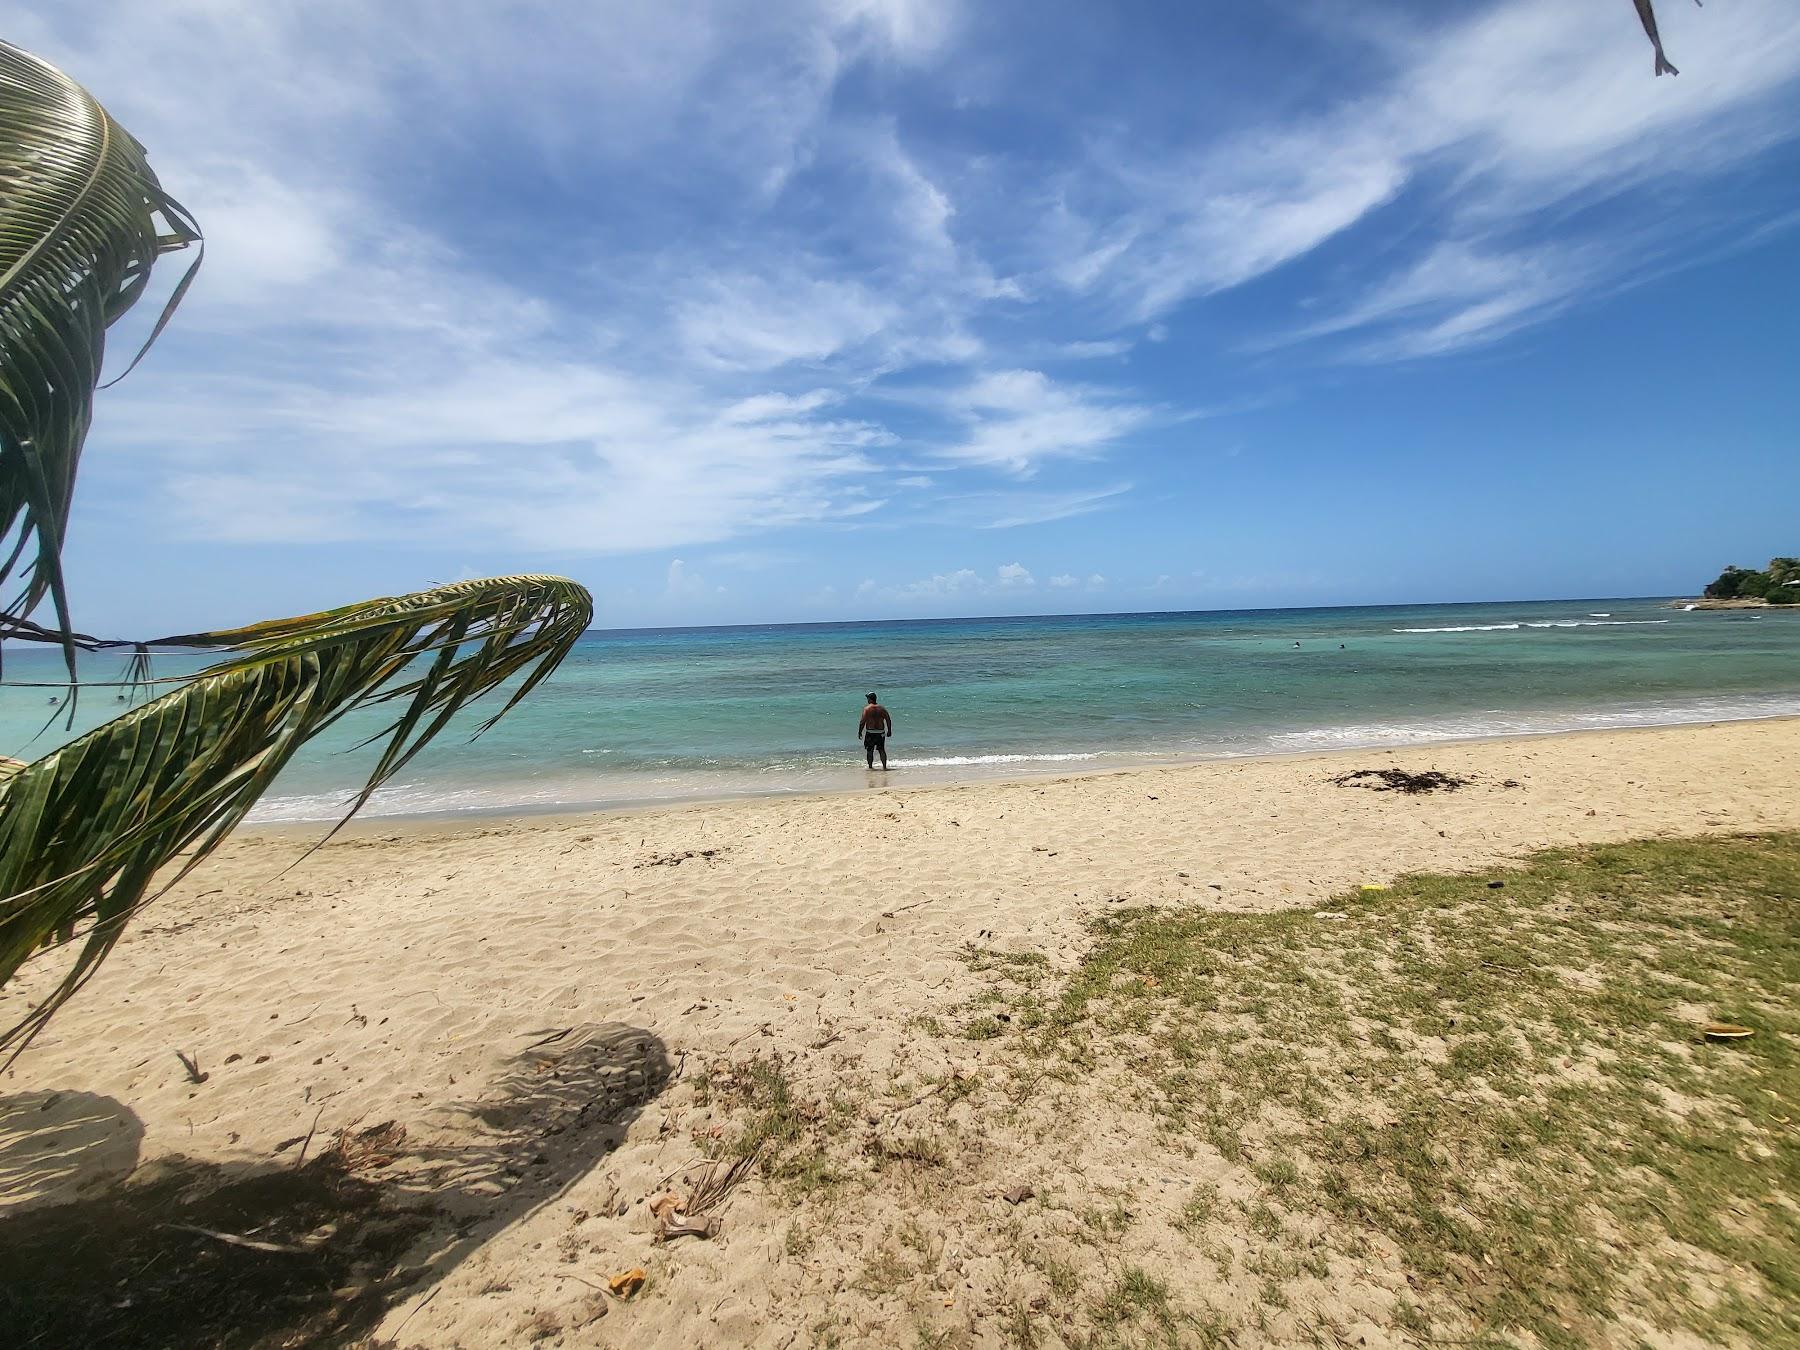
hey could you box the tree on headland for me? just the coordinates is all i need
[0,42,591,1058]
[1704,560,1800,604]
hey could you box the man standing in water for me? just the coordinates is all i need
[858,692,893,770]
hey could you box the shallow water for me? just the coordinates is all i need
[3,597,1796,821]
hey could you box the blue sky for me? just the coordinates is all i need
[20,0,1800,633]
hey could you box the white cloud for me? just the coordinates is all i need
[1034,0,1800,350]
[912,480,1130,530]
[933,370,1153,474]
[850,560,1111,612]
[899,568,982,598]
[1051,338,1134,360]
[24,0,1017,560]
[1279,238,1607,359]
[676,273,901,371]
[19,0,1800,601]
[995,561,1034,588]
[874,562,1037,601]
[721,389,841,423]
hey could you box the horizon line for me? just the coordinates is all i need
[581,592,1684,637]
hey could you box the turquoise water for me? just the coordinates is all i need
[2,597,1797,821]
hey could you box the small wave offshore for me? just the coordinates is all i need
[1264,692,1800,752]
[895,752,1100,767]
[1393,620,1670,633]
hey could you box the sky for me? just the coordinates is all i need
[17,0,1800,633]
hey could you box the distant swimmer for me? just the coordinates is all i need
[858,692,893,771]
[1293,640,1301,648]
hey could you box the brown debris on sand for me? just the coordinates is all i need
[1330,767,1476,794]
[635,847,726,869]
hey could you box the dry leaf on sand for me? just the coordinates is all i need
[1702,1023,1755,1041]
[608,1269,646,1299]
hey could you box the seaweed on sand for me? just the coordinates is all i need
[1329,767,1476,794]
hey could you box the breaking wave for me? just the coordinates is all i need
[1395,619,1669,633]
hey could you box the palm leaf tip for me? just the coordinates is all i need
[1632,0,1697,77]
[0,40,200,665]
[0,575,591,1059]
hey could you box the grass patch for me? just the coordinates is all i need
[693,1055,848,1195]
[963,1014,1003,1041]
[984,832,1800,1347]
[1088,1266,1190,1347]
[853,1245,911,1296]
[1176,1182,1219,1235]
[961,944,1052,984]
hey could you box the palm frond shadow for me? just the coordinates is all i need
[0,1088,143,1210]
[0,1022,673,1348]
[402,1020,675,1214]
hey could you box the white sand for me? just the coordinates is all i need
[4,718,1798,1345]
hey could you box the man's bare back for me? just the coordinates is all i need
[858,694,893,769]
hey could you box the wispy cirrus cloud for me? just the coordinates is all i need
[14,0,1800,637]
[931,371,1155,474]
[926,481,1132,531]
[26,0,1167,567]
[1029,0,1800,354]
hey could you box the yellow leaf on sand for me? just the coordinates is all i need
[609,1268,647,1298]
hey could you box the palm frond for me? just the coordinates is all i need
[0,574,591,1058]
[1632,0,1698,77]
[0,40,200,671]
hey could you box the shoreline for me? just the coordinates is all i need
[241,710,1800,839]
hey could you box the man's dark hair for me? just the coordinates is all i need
[867,692,878,703]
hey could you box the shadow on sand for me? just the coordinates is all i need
[0,1089,145,1210]
[0,1022,673,1348]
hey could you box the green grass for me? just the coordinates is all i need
[692,1055,847,1196]
[961,943,1052,983]
[962,1014,1004,1040]
[979,832,1800,1347]
[1087,1266,1192,1347]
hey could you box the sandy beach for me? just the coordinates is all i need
[5,717,1799,1346]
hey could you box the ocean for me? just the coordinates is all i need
[3,597,1797,822]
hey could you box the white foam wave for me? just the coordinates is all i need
[897,752,1100,767]
[1389,630,1519,640]
[248,780,582,823]
[1394,619,1668,633]
[1265,693,1800,752]
[1523,619,1667,628]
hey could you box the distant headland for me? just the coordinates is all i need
[1669,556,1799,609]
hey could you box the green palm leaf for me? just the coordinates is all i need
[0,574,592,1058]
[0,39,200,668]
